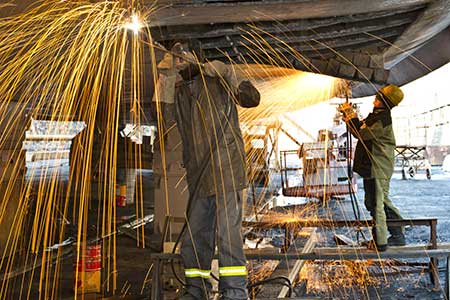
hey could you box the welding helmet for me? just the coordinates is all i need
[172,40,203,80]
[376,84,404,109]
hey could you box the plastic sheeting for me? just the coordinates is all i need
[443,154,450,172]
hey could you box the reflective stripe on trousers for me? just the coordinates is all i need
[184,268,211,279]
[219,266,247,277]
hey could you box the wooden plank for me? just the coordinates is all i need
[151,243,450,261]
[382,0,450,68]
[246,248,450,260]
[317,243,450,257]
[334,234,359,247]
[316,243,450,253]
[151,245,450,297]
[278,229,317,298]
[257,228,317,298]
[244,218,438,229]
[149,0,431,27]
[281,114,315,142]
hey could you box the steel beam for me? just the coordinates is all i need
[151,5,424,42]
[382,0,450,68]
[149,0,430,27]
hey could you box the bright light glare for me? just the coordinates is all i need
[253,71,342,114]
[124,15,143,34]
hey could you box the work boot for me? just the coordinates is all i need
[388,234,406,246]
[178,290,213,300]
[363,228,387,252]
[362,239,387,252]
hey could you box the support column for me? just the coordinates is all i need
[0,102,29,254]
[116,137,137,206]
[153,103,188,238]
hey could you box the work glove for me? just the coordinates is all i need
[157,53,174,70]
[339,102,357,122]
[153,50,177,104]
[203,60,245,93]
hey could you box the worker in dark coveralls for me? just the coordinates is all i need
[159,43,260,300]
[340,84,405,252]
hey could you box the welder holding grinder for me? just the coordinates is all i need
[339,84,405,252]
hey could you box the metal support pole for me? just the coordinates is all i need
[446,256,450,300]
[430,219,438,248]
[284,151,288,188]
[283,225,290,253]
[151,258,162,300]
[430,219,440,287]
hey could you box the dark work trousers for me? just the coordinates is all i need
[363,178,403,246]
[180,191,248,300]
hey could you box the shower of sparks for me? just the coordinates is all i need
[300,260,381,295]
[298,259,427,299]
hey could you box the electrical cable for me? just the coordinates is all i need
[170,258,187,286]
[210,272,220,282]
[247,276,293,297]
[343,90,366,242]
[143,40,205,68]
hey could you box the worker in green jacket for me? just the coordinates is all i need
[340,84,405,251]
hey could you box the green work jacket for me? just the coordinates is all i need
[348,108,396,179]
[174,67,260,197]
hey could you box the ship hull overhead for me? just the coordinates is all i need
[2,0,450,97]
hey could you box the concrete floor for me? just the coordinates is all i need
[10,163,156,300]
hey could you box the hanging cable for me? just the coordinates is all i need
[343,85,366,242]
[247,276,293,297]
[168,109,224,286]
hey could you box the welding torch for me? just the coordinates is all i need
[148,40,205,68]
[338,82,355,116]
